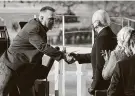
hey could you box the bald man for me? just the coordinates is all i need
[70,10,117,95]
[0,6,73,96]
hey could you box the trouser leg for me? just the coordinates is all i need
[16,64,38,96]
[16,64,48,96]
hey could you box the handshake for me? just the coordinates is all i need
[63,52,79,64]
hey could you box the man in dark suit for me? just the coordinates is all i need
[0,6,73,96]
[107,31,135,96]
[70,10,117,95]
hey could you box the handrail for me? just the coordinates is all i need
[64,31,90,34]
[122,17,135,22]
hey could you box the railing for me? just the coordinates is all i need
[122,17,135,28]
[110,17,135,34]
[47,15,92,47]
[48,16,133,46]
[47,16,135,47]
[47,30,92,46]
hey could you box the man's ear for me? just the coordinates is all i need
[40,16,44,21]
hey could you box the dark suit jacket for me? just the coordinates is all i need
[0,18,63,70]
[108,55,135,96]
[76,26,117,91]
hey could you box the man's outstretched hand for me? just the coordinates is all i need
[63,53,76,64]
[69,52,78,59]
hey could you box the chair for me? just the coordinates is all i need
[95,90,107,96]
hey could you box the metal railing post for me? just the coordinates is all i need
[122,17,124,27]
[128,19,130,27]
[59,15,66,96]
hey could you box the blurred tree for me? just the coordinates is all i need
[27,1,31,4]
[20,0,24,3]
[105,1,135,18]
[3,1,6,7]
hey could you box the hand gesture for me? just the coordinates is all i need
[88,87,95,95]
[64,53,76,64]
[69,52,78,60]
[101,50,111,61]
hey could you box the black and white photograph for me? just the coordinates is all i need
[0,0,135,96]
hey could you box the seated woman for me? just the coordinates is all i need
[102,26,135,80]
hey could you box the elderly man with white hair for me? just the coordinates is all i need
[70,9,117,95]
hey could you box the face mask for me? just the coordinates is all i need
[91,24,98,37]
[47,17,55,29]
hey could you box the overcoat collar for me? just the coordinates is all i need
[34,18,49,33]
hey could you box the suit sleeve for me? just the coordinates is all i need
[107,63,120,96]
[91,36,108,89]
[75,53,91,64]
[28,25,63,61]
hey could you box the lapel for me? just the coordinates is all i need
[92,26,111,49]
[34,18,48,42]
[97,26,110,37]
[35,18,49,32]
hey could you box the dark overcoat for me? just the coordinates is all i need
[0,18,64,95]
[76,26,117,91]
[108,55,135,96]
[0,18,63,71]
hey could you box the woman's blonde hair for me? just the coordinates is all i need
[116,26,134,56]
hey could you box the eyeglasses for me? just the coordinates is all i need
[48,17,55,21]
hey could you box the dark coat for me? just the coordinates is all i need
[76,26,117,91]
[108,55,135,96]
[0,18,63,70]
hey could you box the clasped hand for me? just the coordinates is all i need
[63,53,76,64]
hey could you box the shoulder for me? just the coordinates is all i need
[100,26,113,35]
[100,27,116,39]
[117,55,135,68]
[113,49,127,61]
[29,19,39,25]
[98,28,115,39]
[24,19,40,31]
[113,50,124,55]
[27,19,40,28]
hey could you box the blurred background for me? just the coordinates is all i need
[0,1,135,96]
[1,1,135,43]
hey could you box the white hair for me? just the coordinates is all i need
[92,9,110,27]
[116,26,134,56]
